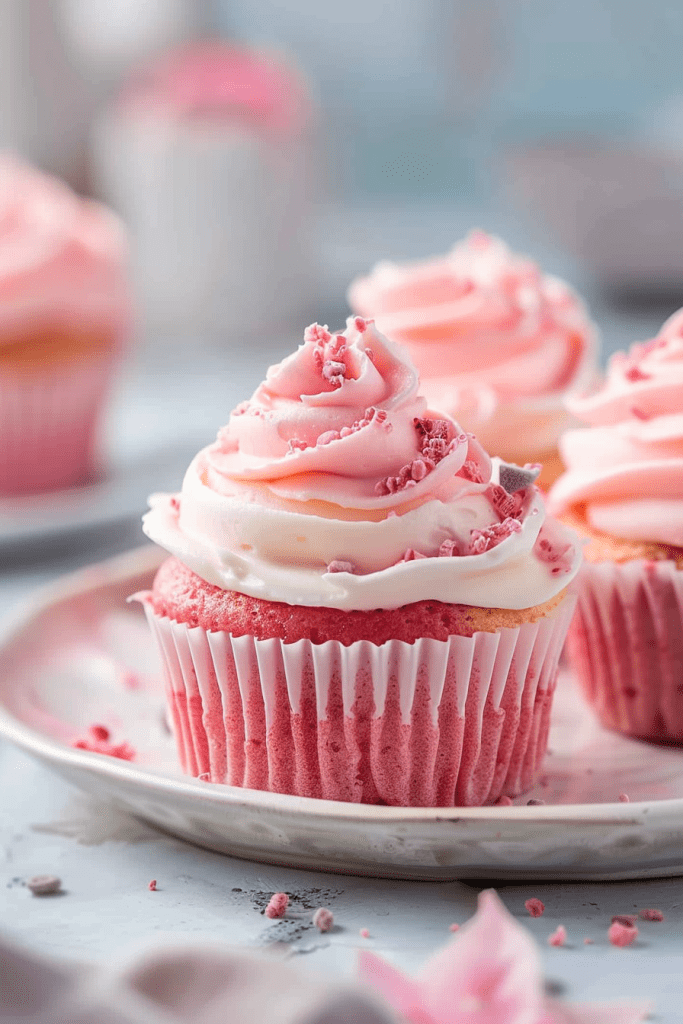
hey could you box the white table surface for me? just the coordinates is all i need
[1,204,682,1018]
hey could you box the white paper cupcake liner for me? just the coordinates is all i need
[0,352,116,495]
[142,592,576,807]
[566,558,683,742]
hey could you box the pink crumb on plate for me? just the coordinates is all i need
[72,725,135,762]
[619,793,630,803]
[148,880,157,891]
[583,937,594,945]
[609,921,638,947]
[639,909,664,922]
[359,928,370,938]
[525,898,545,918]
[548,925,567,947]
[265,892,289,919]
[449,923,460,932]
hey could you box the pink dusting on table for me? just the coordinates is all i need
[495,795,513,806]
[72,726,135,762]
[148,880,157,892]
[612,915,637,927]
[583,937,594,945]
[640,909,664,922]
[525,898,545,918]
[449,923,460,932]
[265,892,289,919]
[619,793,630,803]
[359,928,370,938]
[609,920,638,947]
[312,907,334,932]
[548,925,567,947]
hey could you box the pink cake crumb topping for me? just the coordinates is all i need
[72,725,135,762]
[326,560,355,574]
[265,892,289,919]
[525,898,545,918]
[359,928,370,938]
[312,907,334,932]
[609,920,638,947]
[148,880,157,891]
[639,909,664,922]
[548,925,567,947]
[534,528,575,575]
[485,483,525,520]
[469,517,522,555]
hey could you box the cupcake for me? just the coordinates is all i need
[139,316,580,806]
[549,310,683,743]
[0,156,130,496]
[93,41,316,341]
[348,230,599,489]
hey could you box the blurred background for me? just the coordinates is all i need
[2,0,683,563]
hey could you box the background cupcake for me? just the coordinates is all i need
[0,157,130,496]
[139,316,580,807]
[348,230,599,489]
[93,40,317,343]
[549,309,683,743]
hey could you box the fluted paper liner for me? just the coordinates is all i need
[0,353,115,494]
[566,558,683,743]
[142,593,576,806]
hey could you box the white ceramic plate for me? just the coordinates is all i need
[1,546,683,882]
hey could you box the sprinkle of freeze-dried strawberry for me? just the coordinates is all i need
[287,438,308,454]
[639,909,664,922]
[548,925,567,947]
[354,316,368,333]
[534,531,574,575]
[608,920,638,947]
[304,323,331,344]
[469,517,522,555]
[485,483,524,520]
[232,400,250,416]
[402,548,428,562]
[439,538,461,557]
[327,560,355,574]
[459,460,486,483]
[525,898,545,918]
[624,364,650,382]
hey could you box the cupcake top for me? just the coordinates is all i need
[549,309,683,547]
[0,156,129,338]
[347,231,598,461]
[117,41,312,137]
[144,317,580,611]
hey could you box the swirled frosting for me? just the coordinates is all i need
[0,156,129,339]
[144,317,580,610]
[549,308,683,546]
[119,41,312,137]
[348,231,598,462]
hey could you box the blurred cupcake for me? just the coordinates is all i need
[549,310,683,743]
[94,41,317,342]
[348,230,599,489]
[0,157,129,496]
[139,317,579,807]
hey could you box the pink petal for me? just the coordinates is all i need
[418,889,544,1024]
[358,950,426,1020]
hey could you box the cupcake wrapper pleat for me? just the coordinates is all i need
[0,354,116,494]
[143,594,575,806]
[566,558,683,743]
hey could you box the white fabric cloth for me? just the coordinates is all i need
[0,936,396,1024]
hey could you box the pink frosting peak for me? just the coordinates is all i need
[0,155,129,339]
[348,232,598,463]
[358,889,651,1024]
[550,309,683,545]
[208,316,491,510]
[120,41,312,136]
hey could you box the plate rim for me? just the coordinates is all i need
[0,544,681,828]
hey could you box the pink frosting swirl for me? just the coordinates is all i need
[549,309,683,546]
[144,317,581,610]
[0,156,129,339]
[348,231,597,461]
[120,42,312,137]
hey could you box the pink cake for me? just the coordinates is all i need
[0,156,130,495]
[348,231,599,489]
[549,309,683,743]
[140,317,581,806]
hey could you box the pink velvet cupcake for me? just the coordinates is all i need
[549,309,683,743]
[348,231,599,489]
[0,157,130,495]
[140,317,580,806]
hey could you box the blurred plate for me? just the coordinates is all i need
[3,547,683,881]
[0,439,199,551]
